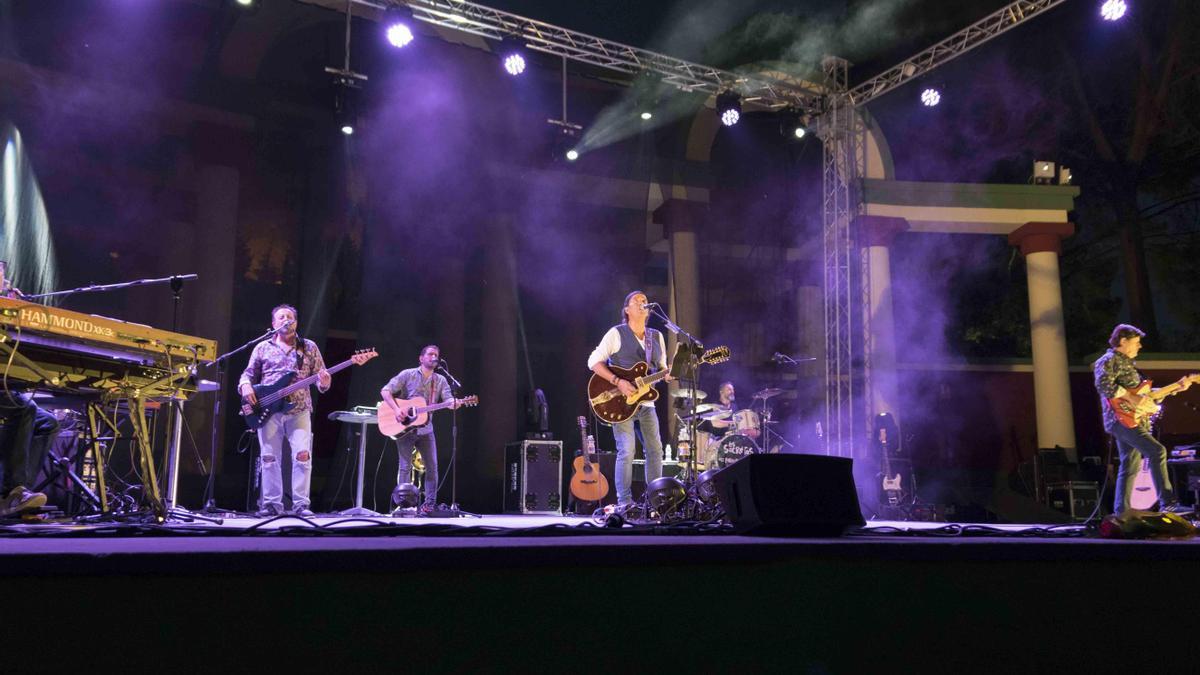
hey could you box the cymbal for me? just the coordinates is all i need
[670,388,707,400]
[752,387,785,400]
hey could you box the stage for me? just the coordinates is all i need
[3,512,1200,671]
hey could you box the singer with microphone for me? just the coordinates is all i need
[380,344,461,514]
[587,291,670,506]
[238,304,331,517]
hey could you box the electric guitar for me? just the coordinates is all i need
[569,415,609,502]
[1130,457,1158,510]
[588,345,731,424]
[1109,374,1200,429]
[880,435,903,507]
[240,348,377,430]
[377,395,479,438]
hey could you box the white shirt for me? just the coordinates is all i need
[587,326,669,371]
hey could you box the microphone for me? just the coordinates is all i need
[274,319,295,335]
[772,352,785,362]
[640,302,658,310]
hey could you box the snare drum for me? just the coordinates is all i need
[732,409,760,439]
[715,434,758,468]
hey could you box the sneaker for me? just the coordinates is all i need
[292,507,315,517]
[1161,502,1193,515]
[255,503,284,518]
[0,486,47,517]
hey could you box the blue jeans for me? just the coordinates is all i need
[1110,423,1173,512]
[612,405,663,504]
[395,431,438,507]
[257,411,313,510]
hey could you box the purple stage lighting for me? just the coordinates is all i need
[1100,0,1127,21]
[566,149,579,161]
[504,53,526,76]
[386,22,414,48]
[920,88,941,107]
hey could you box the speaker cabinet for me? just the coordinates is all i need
[504,441,562,515]
[713,454,865,536]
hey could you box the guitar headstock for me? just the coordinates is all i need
[701,345,731,365]
[457,395,480,407]
[351,348,378,366]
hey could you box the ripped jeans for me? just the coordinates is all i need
[257,411,313,510]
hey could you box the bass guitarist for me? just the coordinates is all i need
[238,304,331,517]
[380,345,461,513]
[1094,323,1192,514]
[587,291,670,506]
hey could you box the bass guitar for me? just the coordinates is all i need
[588,345,730,424]
[240,348,377,430]
[569,415,609,502]
[377,394,479,438]
[1109,374,1200,429]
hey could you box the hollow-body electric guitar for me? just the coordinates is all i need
[587,346,730,424]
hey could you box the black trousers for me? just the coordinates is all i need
[0,393,60,492]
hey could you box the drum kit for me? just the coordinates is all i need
[672,386,790,477]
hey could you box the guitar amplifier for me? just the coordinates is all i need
[504,441,563,515]
[1046,481,1099,522]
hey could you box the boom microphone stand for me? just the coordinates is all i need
[645,303,707,488]
[435,358,479,518]
[200,325,278,514]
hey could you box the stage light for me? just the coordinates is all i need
[1032,160,1057,184]
[646,476,687,514]
[498,36,528,76]
[503,53,526,76]
[340,124,354,136]
[1100,0,1127,21]
[565,149,579,161]
[716,91,741,127]
[794,126,806,139]
[235,0,254,6]
[920,87,941,107]
[640,111,653,120]
[383,8,414,49]
[1059,166,1072,185]
[392,483,420,509]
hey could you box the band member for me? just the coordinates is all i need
[1094,324,1191,513]
[380,345,460,513]
[238,304,330,517]
[0,269,58,517]
[696,381,736,468]
[0,391,58,517]
[587,291,670,505]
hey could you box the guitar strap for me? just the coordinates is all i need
[643,330,653,369]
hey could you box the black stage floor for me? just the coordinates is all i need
[4,514,1199,671]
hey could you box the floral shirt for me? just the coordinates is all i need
[1093,348,1146,432]
[238,338,328,415]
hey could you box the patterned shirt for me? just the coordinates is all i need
[383,367,453,436]
[238,338,328,415]
[1093,348,1145,432]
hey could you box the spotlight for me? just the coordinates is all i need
[920,87,941,107]
[640,111,653,120]
[716,90,741,127]
[383,8,415,49]
[794,126,807,139]
[235,0,254,6]
[1058,166,1072,185]
[565,149,579,161]
[503,53,527,76]
[645,477,687,514]
[499,37,528,76]
[340,124,354,136]
[1100,0,1127,21]
[391,482,420,509]
[1032,160,1057,184]
[333,77,360,137]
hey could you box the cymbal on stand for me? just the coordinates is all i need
[752,387,785,400]
[670,388,708,401]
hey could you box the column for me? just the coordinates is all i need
[653,199,706,446]
[1008,221,1077,460]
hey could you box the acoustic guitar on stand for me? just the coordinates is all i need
[570,415,609,503]
[588,345,730,424]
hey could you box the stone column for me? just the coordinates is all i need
[653,199,706,446]
[854,215,909,426]
[1008,221,1077,460]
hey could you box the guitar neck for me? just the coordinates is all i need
[275,357,354,398]
[636,368,668,387]
[415,398,460,414]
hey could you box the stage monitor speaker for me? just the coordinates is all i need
[712,454,865,536]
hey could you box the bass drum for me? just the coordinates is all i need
[715,434,758,468]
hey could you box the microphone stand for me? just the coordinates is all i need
[645,303,707,490]
[199,325,277,515]
[436,360,479,518]
[23,273,200,301]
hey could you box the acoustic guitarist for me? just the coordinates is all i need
[238,303,331,518]
[1094,324,1193,514]
[380,345,462,513]
[587,291,670,506]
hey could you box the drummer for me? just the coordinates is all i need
[696,381,737,442]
